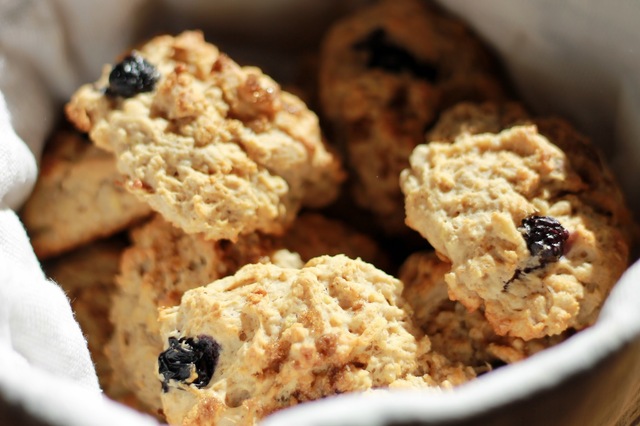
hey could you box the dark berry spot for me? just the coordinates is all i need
[107,52,160,98]
[158,335,221,392]
[521,215,569,265]
[352,28,438,82]
[504,215,569,291]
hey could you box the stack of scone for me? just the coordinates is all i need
[20,1,634,425]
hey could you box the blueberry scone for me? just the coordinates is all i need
[108,213,389,414]
[65,30,344,242]
[107,215,298,416]
[20,129,152,259]
[400,125,630,340]
[399,251,567,369]
[319,0,506,234]
[157,255,475,426]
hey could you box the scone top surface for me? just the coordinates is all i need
[65,31,343,242]
[427,101,634,236]
[401,125,629,340]
[157,255,473,425]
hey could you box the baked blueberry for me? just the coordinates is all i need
[158,335,220,392]
[107,52,160,98]
[521,215,569,266]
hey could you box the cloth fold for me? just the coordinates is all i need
[0,1,152,424]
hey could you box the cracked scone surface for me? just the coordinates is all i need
[399,251,566,369]
[319,0,505,234]
[157,255,474,426]
[65,30,343,241]
[20,129,152,259]
[400,125,629,340]
[108,213,388,413]
[427,101,634,236]
[108,215,300,415]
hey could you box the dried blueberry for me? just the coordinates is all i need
[352,28,437,81]
[107,52,159,98]
[158,335,221,392]
[504,215,570,290]
[521,215,569,265]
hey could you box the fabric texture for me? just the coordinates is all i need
[0,1,638,425]
[0,1,158,425]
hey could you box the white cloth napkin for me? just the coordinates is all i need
[0,1,159,424]
[0,1,638,426]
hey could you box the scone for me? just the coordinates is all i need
[319,0,506,234]
[157,255,475,426]
[65,30,344,242]
[400,125,630,340]
[42,238,146,411]
[107,212,389,414]
[20,129,152,259]
[399,251,567,369]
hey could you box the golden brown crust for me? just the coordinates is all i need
[66,31,344,242]
[158,255,475,425]
[20,129,152,259]
[426,102,635,241]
